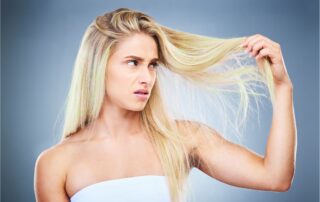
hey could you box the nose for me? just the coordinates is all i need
[138,65,154,86]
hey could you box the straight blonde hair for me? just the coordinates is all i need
[58,8,275,202]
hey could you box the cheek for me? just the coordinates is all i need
[105,70,130,98]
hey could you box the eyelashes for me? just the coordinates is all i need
[127,60,138,66]
[127,59,159,68]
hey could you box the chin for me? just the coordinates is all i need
[128,105,147,112]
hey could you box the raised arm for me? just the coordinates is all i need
[241,34,297,189]
[177,34,296,192]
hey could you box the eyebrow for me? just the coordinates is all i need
[124,55,159,63]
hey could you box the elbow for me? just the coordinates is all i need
[271,174,294,192]
[269,166,295,192]
[273,180,292,192]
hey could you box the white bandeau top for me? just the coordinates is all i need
[70,175,171,202]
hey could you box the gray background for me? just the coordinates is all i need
[1,0,319,201]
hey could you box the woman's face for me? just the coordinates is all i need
[105,32,159,111]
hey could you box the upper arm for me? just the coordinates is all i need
[34,145,70,202]
[176,120,288,192]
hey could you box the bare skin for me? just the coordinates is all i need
[34,32,169,201]
[34,33,296,202]
[61,125,165,198]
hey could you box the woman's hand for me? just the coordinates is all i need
[240,34,293,89]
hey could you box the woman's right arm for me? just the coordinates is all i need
[34,146,70,202]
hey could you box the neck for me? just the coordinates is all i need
[95,97,144,140]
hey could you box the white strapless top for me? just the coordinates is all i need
[70,175,171,202]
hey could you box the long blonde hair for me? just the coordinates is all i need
[58,8,275,202]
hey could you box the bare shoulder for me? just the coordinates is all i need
[35,142,71,171]
[34,142,72,201]
[174,119,227,166]
[175,119,224,147]
[35,135,83,182]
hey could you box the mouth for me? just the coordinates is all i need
[134,92,149,95]
[134,89,149,94]
[134,91,149,101]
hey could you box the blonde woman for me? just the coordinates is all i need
[34,7,296,202]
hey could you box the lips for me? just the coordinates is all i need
[134,89,149,94]
[134,89,149,102]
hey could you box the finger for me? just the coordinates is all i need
[249,40,266,57]
[257,35,280,50]
[246,35,275,54]
[263,37,280,49]
[242,34,279,50]
[251,40,275,57]
[245,35,263,52]
[241,34,258,47]
[255,48,277,61]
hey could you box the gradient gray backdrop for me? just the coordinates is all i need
[2,0,319,201]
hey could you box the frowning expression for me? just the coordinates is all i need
[105,32,159,111]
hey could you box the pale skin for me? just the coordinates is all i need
[183,34,296,192]
[34,33,296,201]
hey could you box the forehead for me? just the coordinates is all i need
[112,33,159,59]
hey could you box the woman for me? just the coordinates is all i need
[34,7,296,202]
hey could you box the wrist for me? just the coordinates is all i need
[274,80,293,92]
[274,82,293,103]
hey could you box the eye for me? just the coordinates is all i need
[150,62,159,69]
[127,60,138,66]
